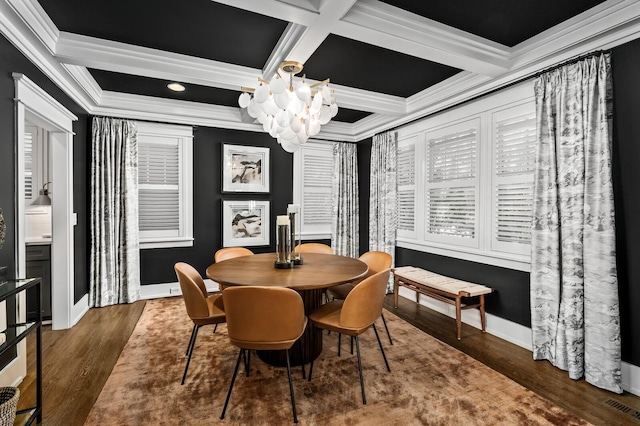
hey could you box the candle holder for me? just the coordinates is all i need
[275,215,293,269]
[288,204,303,265]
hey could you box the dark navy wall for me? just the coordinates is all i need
[612,39,640,366]
[0,34,90,304]
[139,127,294,284]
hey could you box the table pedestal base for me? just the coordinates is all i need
[257,288,323,367]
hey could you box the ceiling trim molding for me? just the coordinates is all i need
[95,92,261,131]
[0,0,94,112]
[336,0,511,77]
[7,0,58,54]
[55,32,261,91]
[262,22,308,81]
[511,0,640,68]
[61,64,103,105]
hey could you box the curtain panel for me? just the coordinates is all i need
[369,131,397,292]
[90,117,141,307]
[530,52,621,393]
[331,142,359,257]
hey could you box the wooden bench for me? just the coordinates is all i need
[392,266,493,340]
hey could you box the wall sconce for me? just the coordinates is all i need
[31,182,51,206]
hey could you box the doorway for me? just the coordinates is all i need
[14,73,77,331]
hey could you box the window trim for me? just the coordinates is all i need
[136,121,194,249]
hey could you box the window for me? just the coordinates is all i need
[491,103,536,256]
[396,82,535,271]
[425,120,479,247]
[136,121,193,249]
[397,137,416,238]
[292,140,333,240]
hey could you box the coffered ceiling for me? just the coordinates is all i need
[2,0,639,141]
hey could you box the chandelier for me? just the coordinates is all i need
[238,61,338,153]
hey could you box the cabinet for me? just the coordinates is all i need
[26,245,51,321]
[0,278,42,425]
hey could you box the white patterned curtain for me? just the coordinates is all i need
[90,117,141,307]
[370,131,397,292]
[531,52,621,393]
[331,142,359,257]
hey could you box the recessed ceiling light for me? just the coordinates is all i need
[167,82,185,92]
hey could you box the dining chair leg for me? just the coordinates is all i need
[381,313,393,345]
[372,323,391,372]
[243,350,251,377]
[221,349,244,420]
[338,333,342,357]
[181,325,200,385]
[213,323,218,334]
[350,336,354,354]
[185,324,197,356]
[355,336,366,405]
[285,349,299,424]
[308,357,315,382]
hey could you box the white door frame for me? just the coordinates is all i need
[14,73,77,331]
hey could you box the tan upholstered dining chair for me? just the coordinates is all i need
[307,269,392,405]
[214,246,254,262]
[327,251,394,345]
[213,247,254,297]
[220,286,307,423]
[174,262,226,385]
[295,243,334,254]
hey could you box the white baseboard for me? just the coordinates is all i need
[140,279,220,300]
[397,287,640,397]
[71,293,89,327]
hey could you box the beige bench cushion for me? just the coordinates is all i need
[393,266,492,297]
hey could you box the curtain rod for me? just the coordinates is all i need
[385,49,612,135]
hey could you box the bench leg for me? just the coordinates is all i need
[455,296,462,340]
[480,294,486,332]
[394,277,400,308]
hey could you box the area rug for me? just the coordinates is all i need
[85,297,589,425]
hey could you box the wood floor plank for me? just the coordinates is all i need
[15,295,640,425]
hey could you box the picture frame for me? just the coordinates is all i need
[222,144,270,193]
[222,200,270,247]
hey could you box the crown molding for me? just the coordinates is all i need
[336,0,511,77]
[7,0,58,54]
[0,1,94,112]
[94,91,261,132]
[511,0,640,68]
[61,64,102,105]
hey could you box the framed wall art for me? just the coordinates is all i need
[222,144,270,193]
[222,200,270,247]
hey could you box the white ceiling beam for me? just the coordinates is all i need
[55,32,260,91]
[335,0,511,77]
[262,1,357,79]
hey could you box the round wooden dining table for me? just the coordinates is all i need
[206,252,368,367]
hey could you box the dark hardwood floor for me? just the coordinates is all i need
[16,295,640,425]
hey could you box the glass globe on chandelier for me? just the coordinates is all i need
[238,61,338,153]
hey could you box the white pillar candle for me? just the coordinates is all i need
[277,215,290,226]
[287,204,300,214]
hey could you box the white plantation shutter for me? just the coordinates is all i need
[136,122,193,248]
[24,130,34,200]
[293,141,333,239]
[492,104,536,254]
[397,137,416,237]
[424,121,478,246]
[138,142,180,232]
[303,152,333,227]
